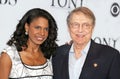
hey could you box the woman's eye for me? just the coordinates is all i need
[35,26,41,29]
[44,28,49,31]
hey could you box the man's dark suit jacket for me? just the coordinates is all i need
[52,40,120,79]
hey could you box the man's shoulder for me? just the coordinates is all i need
[54,44,71,55]
[57,44,71,49]
[93,40,119,55]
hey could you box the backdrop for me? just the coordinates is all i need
[0,0,120,52]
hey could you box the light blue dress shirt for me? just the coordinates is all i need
[69,41,91,79]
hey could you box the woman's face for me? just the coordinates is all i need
[25,17,49,46]
[68,12,94,46]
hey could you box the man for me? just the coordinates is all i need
[52,7,120,79]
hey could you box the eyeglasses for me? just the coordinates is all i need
[69,22,92,30]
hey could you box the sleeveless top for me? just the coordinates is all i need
[2,45,53,79]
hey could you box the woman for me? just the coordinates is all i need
[0,8,58,79]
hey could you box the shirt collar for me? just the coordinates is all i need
[70,40,91,55]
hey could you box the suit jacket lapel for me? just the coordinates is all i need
[79,40,101,79]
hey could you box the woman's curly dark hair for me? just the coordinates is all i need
[7,8,58,59]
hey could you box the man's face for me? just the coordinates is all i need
[68,12,94,46]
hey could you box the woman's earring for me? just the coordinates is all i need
[25,31,28,35]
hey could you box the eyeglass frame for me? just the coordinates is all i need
[69,22,93,30]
